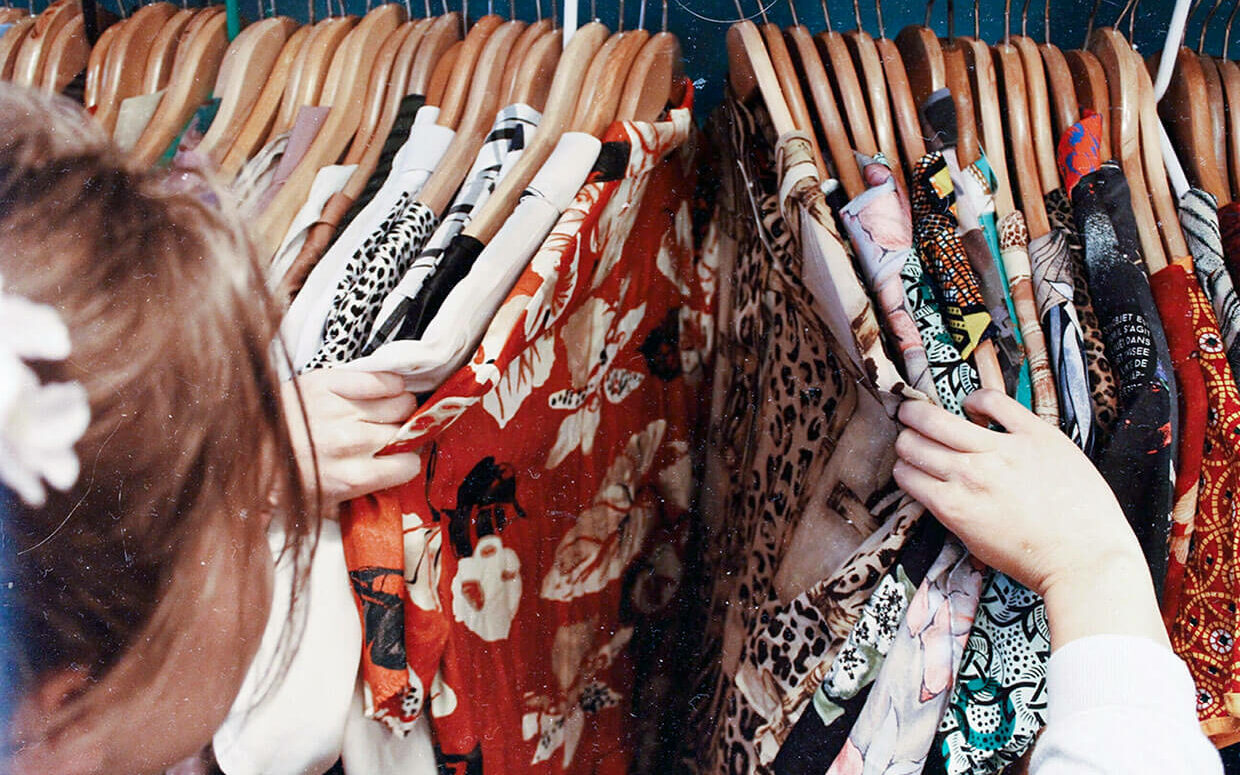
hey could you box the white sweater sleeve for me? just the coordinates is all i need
[1030,634,1223,775]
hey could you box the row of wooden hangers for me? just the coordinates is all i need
[0,0,686,265]
[0,0,102,93]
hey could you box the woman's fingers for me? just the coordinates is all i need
[364,452,423,493]
[897,397,997,453]
[354,392,419,425]
[894,427,964,481]
[962,388,1042,435]
[893,459,967,523]
[324,370,407,401]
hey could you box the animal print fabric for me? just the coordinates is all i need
[305,200,439,368]
[685,93,923,774]
[339,105,705,774]
[1180,188,1240,383]
[1046,188,1119,438]
[998,211,1061,426]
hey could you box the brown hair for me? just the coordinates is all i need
[0,85,316,746]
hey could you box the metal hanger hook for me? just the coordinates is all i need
[1021,0,1032,37]
[1225,0,1240,55]
[819,0,832,31]
[786,0,798,27]
[1198,0,1226,51]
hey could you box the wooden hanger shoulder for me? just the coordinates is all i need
[876,34,926,176]
[616,30,680,123]
[576,28,647,136]
[343,20,414,166]
[788,24,863,197]
[499,16,549,105]
[816,27,877,157]
[1149,47,1225,202]
[509,26,560,111]
[845,28,904,187]
[83,18,118,106]
[1064,47,1111,159]
[762,22,828,179]
[129,11,229,167]
[0,17,35,80]
[1134,44,1189,262]
[196,17,298,162]
[426,40,461,105]
[941,40,980,167]
[219,23,310,176]
[94,2,177,131]
[40,11,88,93]
[994,41,1050,236]
[138,6,195,95]
[462,20,609,246]
[1039,41,1080,140]
[1089,27,1166,271]
[0,8,26,24]
[1198,52,1231,199]
[418,19,526,215]
[274,15,357,138]
[1216,57,1240,201]
[1011,35,1060,195]
[895,24,945,107]
[408,11,462,97]
[437,13,502,130]
[962,37,1015,214]
[12,0,79,88]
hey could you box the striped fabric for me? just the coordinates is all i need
[1180,187,1240,382]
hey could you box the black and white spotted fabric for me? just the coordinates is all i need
[304,198,439,369]
[365,103,541,352]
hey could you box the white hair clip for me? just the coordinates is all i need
[0,274,89,507]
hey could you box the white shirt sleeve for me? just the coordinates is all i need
[1030,634,1223,775]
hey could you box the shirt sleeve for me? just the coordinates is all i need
[1029,634,1223,775]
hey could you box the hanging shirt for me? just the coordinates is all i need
[1028,226,1095,451]
[345,131,601,391]
[1070,162,1177,596]
[1047,186,1120,438]
[336,93,426,236]
[839,159,938,401]
[338,102,703,774]
[232,130,290,218]
[998,211,1061,425]
[1180,188,1240,381]
[278,105,454,375]
[687,93,925,774]
[268,163,357,288]
[113,90,164,151]
[363,103,542,353]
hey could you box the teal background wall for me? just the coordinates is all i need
[68,0,1221,112]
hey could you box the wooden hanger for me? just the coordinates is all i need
[417,19,525,215]
[995,39,1051,236]
[270,14,357,139]
[499,16,551,102]
[1198,53,1231,196]
[1134,41,1191,261]
[874,10,927,178]
[814,3,878,160]
[426,39,460,104]
[0,8,26,24]
[1011,35,1061,192]
[218,23,310,174]
[93,2,177,131]
[0,17,35,80]
[250,3,405,257]
[760,19,828,179]
[509,25,560,110]
[195,17,298,162]
[436,14,503,131]
[1218,7,1240,201]
[461,20,609,246]
[1152,46,1227,201]
[408,11,461,96]
[139,6,196,94]
[727,19,796,133]
[1064,50,1111,157]
[337,14,431,201]
[959,33,1016,214]
[129,11,229,166]
[40,11,88,92]
[844,14,905,187]
[342,21,414,166]
[83,16,118,105]
[574,27,648,135]
[617,28,681,122]
[1090,26,1168,271]
[895,15,946,107]
[787,20,864,196]
[942,38,981,166]
[12,0,79,88]
[1040,33,1081,139]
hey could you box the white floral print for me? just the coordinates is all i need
[451,535,522,641]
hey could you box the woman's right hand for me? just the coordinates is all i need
[892,389,1170,649]
[282,369,422,508]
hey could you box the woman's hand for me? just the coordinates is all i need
[893,389,1169,649]
[282,370,421,508]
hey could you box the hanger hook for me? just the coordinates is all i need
[618,0,624,31]
[786,0,798,27]
[662,0,668,31]
[1225,0,1240,54]
[591,0,597,22]
[1043,0,1050,43]
[819,0,831,30]
[1199,0,1226,51]
[638,0,647,28]
[853,0,863,30]
[757,0,768,24]
[1021,0,1031,37]
[925,0,936,30]
[1004,0,1011,42]
[1084,0,1100,45]
[1129,0,1140,41]
[947,0,954,40]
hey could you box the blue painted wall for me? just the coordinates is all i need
[73,0,1216,112]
